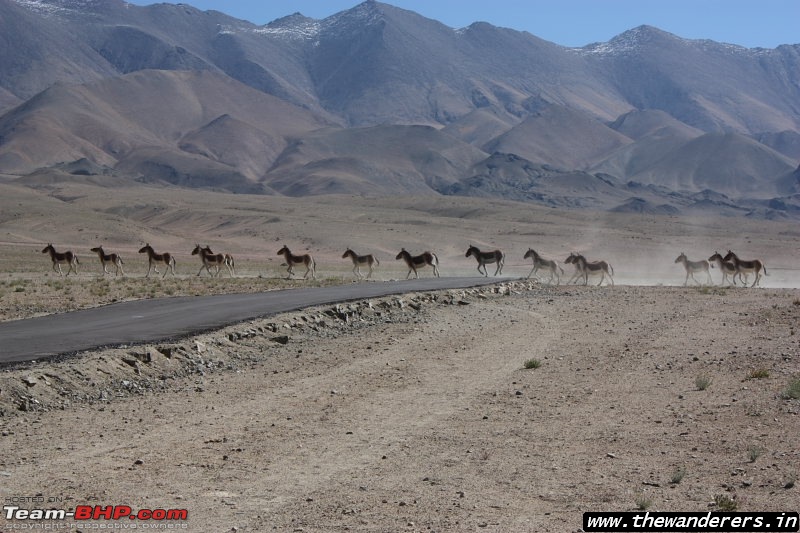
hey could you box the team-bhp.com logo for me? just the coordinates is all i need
[4,504,188,522]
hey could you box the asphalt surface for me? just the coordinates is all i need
[0,277,511,365]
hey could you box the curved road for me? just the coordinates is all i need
[0,277,512,365]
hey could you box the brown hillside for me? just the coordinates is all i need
[265,125,489,196]
[483,105,633,170]
[628,133,797,197]
[0,70,333,177]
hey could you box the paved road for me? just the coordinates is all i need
[0,277,512,364]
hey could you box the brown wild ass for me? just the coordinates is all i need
[674,252,711,286]
[465,245,504,277]
[192,244,234,277]
[42,244,79,276]
[277,245,316,279]
[565,253,614,286]
[708,251,740,286]
[90,246,124,276]
[342,248,380,279]
[396,248,439,279]
[395,248,439,279]
[722,250,767,287]
[138,244,176,278]
[524,248,563,285]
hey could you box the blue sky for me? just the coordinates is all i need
[127,1,800,48]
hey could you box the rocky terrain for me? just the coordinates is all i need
[0,128,798,532]
[1,280,798,531]
[1,1,799,216]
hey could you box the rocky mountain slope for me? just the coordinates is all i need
[0,0,799,217]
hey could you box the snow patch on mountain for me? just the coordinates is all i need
[250,1,385,41]
[253,13,321,40]
[575,24,770,57]
[12,0,119,17]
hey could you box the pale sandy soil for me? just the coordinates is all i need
[1,185,799,531]
[1,282,798,532]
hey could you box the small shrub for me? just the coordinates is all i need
[635,493,652,511]
[90,282,110,297]
[714,494,738,511]
[523,358,542,369]
[47,280,65,291]
[697,286,727,295]
[695,375,712,391]
[670,465,687,484]
[748,444,764,463]
[784,378,800,400]
[747,368,770,380]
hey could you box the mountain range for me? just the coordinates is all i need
[1,0,799,217]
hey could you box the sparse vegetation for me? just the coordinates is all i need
[747,368,770,380]
[784,378,800,400]
[748,444,764,463]
[697,286,728,295]
[90,280,111,297]
[46,279,65,291]
[635,492,652,511]
[523,358,542,369]
[714,494,738,511]
[6,279,30,294]
[670,465,687,484]
[695,375,712,390]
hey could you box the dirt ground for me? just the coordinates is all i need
[1,280,798,532]
[1,186,799,531]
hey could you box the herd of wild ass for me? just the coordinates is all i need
[40,243,767,287]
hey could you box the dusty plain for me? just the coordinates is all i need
[0,180,799,532]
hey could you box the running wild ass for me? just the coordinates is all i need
[465,245,504,277]
[42,244,79,276]
[138,244,177,278]
[524,249,563,285]
[565,253,614,286]
[708,251,739,286]
[395,248,439,279]
[90,246,124,276]
[722,250,767,287]
[342,248,380,279]
[192,244,234,277]
[674,252,711,286]
[277,245,316,279]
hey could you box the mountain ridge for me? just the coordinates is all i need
[1,0,799,218]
